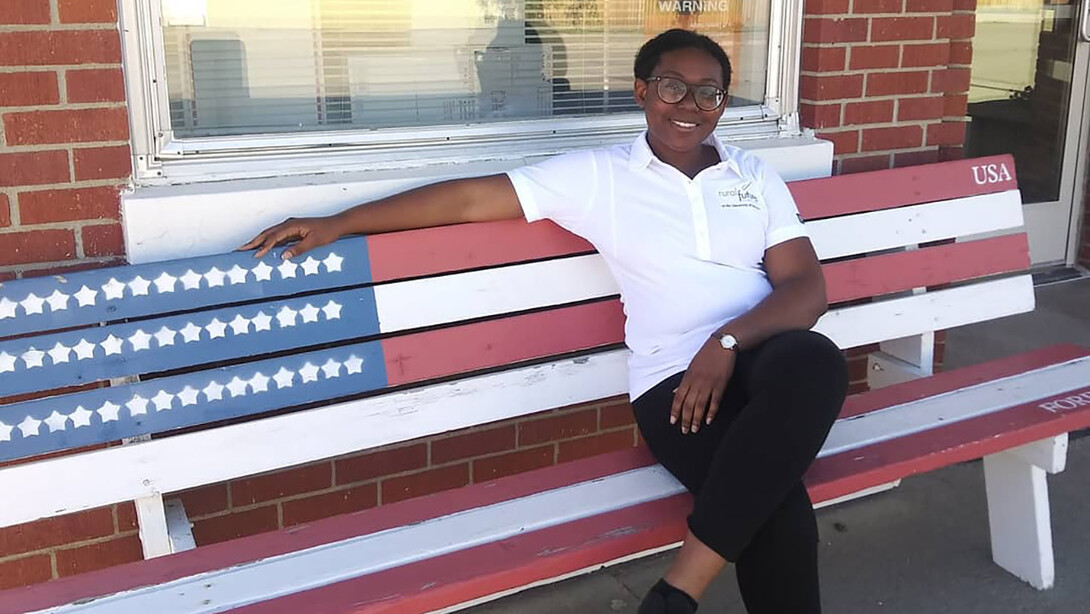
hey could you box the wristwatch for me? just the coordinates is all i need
[714,332,740,352]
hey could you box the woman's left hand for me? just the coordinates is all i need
[671,339,736,434]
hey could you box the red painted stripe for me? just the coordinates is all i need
[791,154,1017,220]
[381,300,625,386]
[823,234,1030,304]
[367,219,593,283]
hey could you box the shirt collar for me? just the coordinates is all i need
[628,130,741,175]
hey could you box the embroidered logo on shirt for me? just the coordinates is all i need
[717,181,760,209]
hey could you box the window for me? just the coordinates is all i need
[121,0,803,182]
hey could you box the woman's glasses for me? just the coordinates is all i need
[645,76,727,112]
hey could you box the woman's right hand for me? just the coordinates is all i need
[239,215,344,259]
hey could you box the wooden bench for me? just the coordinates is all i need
[1,155,1089,613]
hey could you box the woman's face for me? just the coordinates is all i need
[635,47,728,155]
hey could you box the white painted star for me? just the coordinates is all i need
[180,322,202,343]
[128,276,151,296]
[73,339,96,360]
[101,335,124,356]
[321,358,342,379]
[251,311,272,332]
[177,386,200,406]
[21,293,45,315]
[154,327,176,347]
[102,278,126,300]
[227,265,249,285]
[71,403,93,427]
[44,410,68,433]
[45,290,70,311]
[74,285,98,307]
[321,301,343,320]
[272,367,295,389]
[277,259,298,279]
[0,298,17,319]
[151,390,175,411]
[154,272,177,293]
[226,376,249,397]
[18,416,42,437]
[204,267,226,287]
[344,355,364,375]
[299,362,320,383]
[48,342,72,364]
[300,304,320,323]
[252,262,273,282]
[0,352,15,373]
[203,381,225,401]
[249,372,270,393]
[90,402,115,423]
[128,329,152,352]
[323,253,344,273]
[205,319,227,339]
[126,395,149,416]
[301,257,321,276]
[180,270,203,290]
[21,348,45,369]
[0,421,11,442]
[276,306,298,328]
[229,315,250,335]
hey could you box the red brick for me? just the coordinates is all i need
[282,484,379,527]
[82,223,125,258]
[871,17,935,41]
[59,0,118,23]
[902,43,950,67]
[800,74,864,101]
[801,46,847,72]
[898,96,944,121]
[518,409,598,446]
[432,425,516,464]
[949,41,973,64]
[176,484,230,518]
[843,99,894,125]
[116,503,137,532]
[847,352,870,381]
[55,535,142,577]
[862,125,924,151]
[894,149,941,167]
[0,0,50,25]
[803,18,869,44]
[852,0,903,12]
[805,0,851,13]
[600,402,635,429]
[192,506,279,545]
[937,14,975,39]
[335,443,427,485]
[0,72,59,107]
[0,150,70,187]
[840,154,892,174]
[800,102,841,129]
[381,464,469,504]
[4,107,129,145]
[932,67,972,93]
[849,44,900,69]
[473,446,554,482]
[818,130,860,155]
[937,146,964,161]
[558,430,636,463]
[867,71,930,96]
[67,68,126,103]
[231,463,332,506]
[0,554,53,590]
[927,121,967,146]
[0,194,8,228]
[953,0,976,9]
[19,186,120,224]
[0,228,76,266]
[0,30,121,66]
[73,145,132,181]
[906,0,953,11]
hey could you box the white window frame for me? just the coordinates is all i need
[119,0,804,186]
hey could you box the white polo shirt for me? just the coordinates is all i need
[506,132,808,401]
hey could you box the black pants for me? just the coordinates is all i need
[632,330,848,613]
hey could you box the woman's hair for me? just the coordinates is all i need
[634,29,732,89]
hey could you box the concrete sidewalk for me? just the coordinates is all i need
[466,277,1090,614]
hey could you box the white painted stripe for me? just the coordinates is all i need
[807,190,1024,260]
[815,275,1035,350]
[0,351,628,529]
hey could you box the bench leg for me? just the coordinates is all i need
[983,434,1068,590]
[135,493,173,559]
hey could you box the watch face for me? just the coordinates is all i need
[719,334,738,350]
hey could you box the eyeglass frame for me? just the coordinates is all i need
[643,76,729,112]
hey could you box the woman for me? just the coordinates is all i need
[243,29,847,614]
